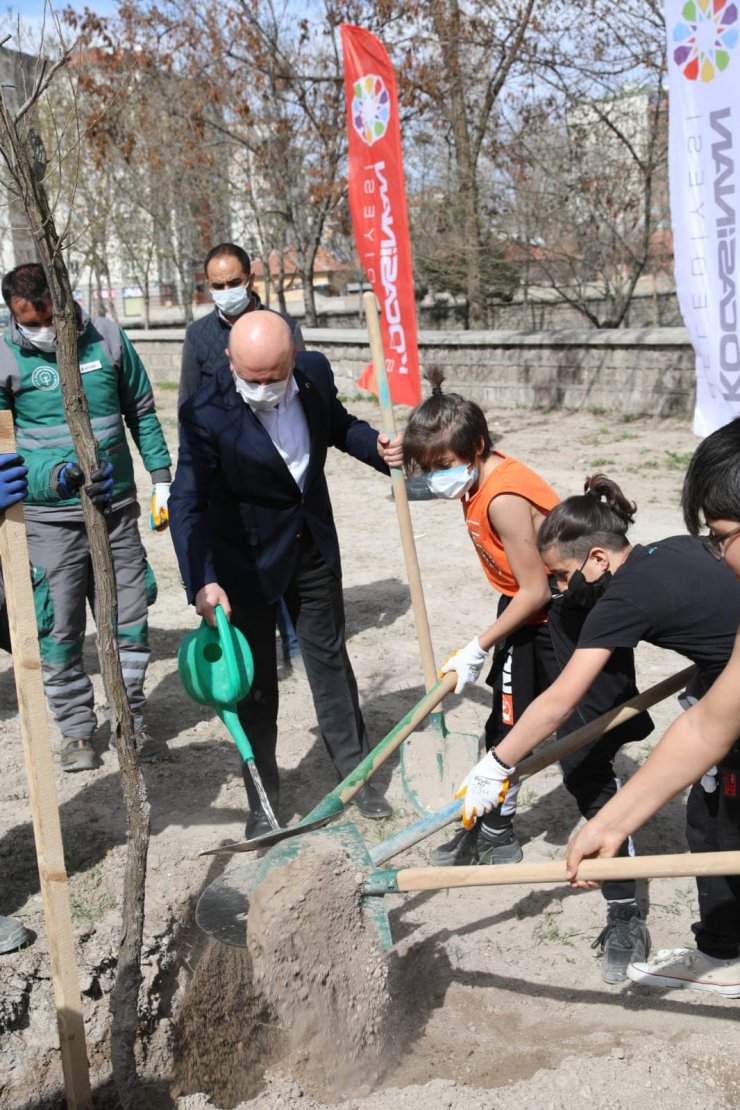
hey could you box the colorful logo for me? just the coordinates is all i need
[31,366,59,391]
[351,74,391,146]
[673,0,738,82]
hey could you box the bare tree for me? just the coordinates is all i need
[500,0,669,328]
[0,20,151,1107]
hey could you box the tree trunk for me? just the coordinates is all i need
[430,0,486,328]
[0,100,151,1109]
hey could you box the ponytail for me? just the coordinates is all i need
[537,474,636,558]
[402,366,496,475]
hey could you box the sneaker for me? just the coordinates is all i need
[592,901,649,984]
[477,824,524,865]
[628,947,740,997]
[60,737,95,772]
[430,825,480,867]
[135,728,169,763]
[0,914,31,954]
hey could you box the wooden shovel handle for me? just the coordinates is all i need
[515,664,697,781]
[388,850,740,893]
[364,291,438,693]
[369,663,701,865]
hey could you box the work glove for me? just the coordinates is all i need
[55,461,85,500]
[85,462,114,511]
[0,452,28,511]
[55,460,114,511]
[149,482,171,532]
[441,637,489,694]
[455,749,515,830]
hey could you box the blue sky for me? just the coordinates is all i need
[12,0,119,14]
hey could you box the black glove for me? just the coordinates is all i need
[55,460,114,511]
[55,462,85,499]
[84,462,114,511]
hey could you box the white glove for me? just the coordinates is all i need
[455,749,515,830]
[150,482,171,532]
[441,637,488,694]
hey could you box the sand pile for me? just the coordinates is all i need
[246,837,390,1094]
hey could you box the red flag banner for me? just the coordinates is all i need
[340,24,421,407]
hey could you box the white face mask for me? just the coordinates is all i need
[233,371,290,411]
[211,284,250,317]
[18,323,56,353]
[424,463,478,500]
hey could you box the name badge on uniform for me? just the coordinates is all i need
[80,360,103,374]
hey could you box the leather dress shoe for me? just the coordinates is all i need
[353,783,393,819]
[245,810,274,840]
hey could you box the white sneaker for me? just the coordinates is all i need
[628,947,740,997]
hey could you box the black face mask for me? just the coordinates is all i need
[562,568,612,610]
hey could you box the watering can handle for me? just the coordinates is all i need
[213,604,239,679]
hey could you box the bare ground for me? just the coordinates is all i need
[1,391,738,1110]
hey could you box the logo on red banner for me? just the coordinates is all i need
[351,75,391,145]
[723,770,737,798]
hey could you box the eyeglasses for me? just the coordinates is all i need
[703,525,740,560]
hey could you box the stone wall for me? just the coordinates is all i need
[130,325,696,419]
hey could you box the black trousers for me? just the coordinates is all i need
[484,593,653,902]
[686,746,740,959]
[231,534,370,812]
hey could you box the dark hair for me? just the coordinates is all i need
[2,263,50,310]
[203,242,251,278]
[402,367,494,474]
[682,419,740,534]
[537,474,636,559]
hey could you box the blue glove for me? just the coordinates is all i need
[0,452,28,511]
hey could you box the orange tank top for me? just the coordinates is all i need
[463,452,559,607]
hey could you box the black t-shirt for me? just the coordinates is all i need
[578,535,740,680]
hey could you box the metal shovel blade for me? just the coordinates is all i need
[195,821,393,951]
[195,857,261,947]
[199,812,338,856]
[400,719,480,815]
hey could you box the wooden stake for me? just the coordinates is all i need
[0,412,92,1109]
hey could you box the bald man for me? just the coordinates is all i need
[169,313,403,836]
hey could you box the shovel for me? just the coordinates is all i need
[195,664,696,946]
[200,671,460,858]
[177,604,279,830]
[361,850,740,897]
[364,292,480,816]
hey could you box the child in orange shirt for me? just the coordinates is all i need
[403,372,651,983]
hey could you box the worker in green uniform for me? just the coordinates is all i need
[0,263,172,770]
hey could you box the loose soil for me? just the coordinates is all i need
[1,393,738,1109]
[247,837,389,1095]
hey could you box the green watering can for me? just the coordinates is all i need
[178,605,279,830]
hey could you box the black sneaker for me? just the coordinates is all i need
[429,825,480,866]
[592,901,650,984]
[477,824,524,865]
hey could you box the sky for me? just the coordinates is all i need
[9,0,118,15]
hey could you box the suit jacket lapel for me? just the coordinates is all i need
[294,368,321,486]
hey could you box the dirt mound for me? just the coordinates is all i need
[246,838,390,1095]
[172,938,284,1108]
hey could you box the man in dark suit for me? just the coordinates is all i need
[170,312,403,836]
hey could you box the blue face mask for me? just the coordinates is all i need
[424,463,478,500]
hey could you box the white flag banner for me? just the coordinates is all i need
[665,0,740,435]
